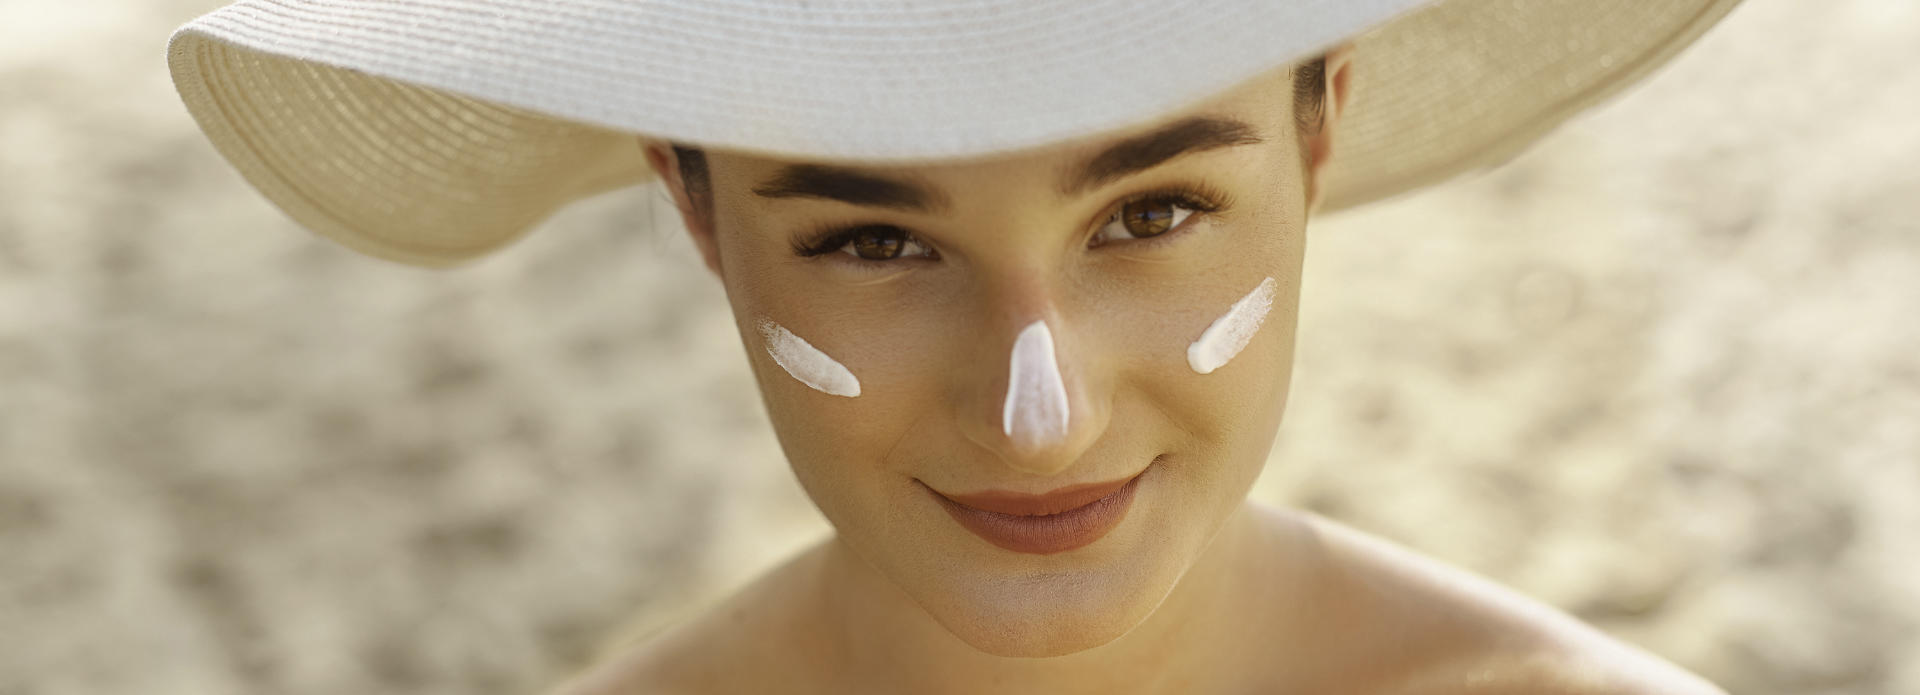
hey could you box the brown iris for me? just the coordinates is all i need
[1119,198,1178,238]
[847,227,909,260]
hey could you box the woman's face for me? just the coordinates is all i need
[655,65,1324,657]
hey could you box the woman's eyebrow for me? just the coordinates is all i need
[1056,115,1263,197]
[749,115,1262,212]
[752,164,951,213]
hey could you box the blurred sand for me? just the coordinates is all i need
[2,1,1917,693]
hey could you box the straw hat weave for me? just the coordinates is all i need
[166,0,1743,267]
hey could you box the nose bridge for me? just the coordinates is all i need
[956,269,1109,476]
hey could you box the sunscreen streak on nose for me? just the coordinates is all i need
[1002,320,1070,448]
[1188,276,1277,375]
[759,320,860,397]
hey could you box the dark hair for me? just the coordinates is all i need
[1292,56,1329,139]
[670,55,1327,216]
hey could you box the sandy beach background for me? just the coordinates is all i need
[2,0,1916,693]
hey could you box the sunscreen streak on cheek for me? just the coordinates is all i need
[759,319,861,397]
[1187,276,1277,374]
[1003,320,1070,448]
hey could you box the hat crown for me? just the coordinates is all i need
[177,0,1422,162]
[168,0,1744,266]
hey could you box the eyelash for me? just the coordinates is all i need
[789,182,1233,263]
[791,223,932,260]
[1093,182,1231,249]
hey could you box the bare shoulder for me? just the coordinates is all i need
[539,595,738,695]
[542,541,833,695]
[539,628,699,695]
[1386,649,1730,695]
[1262,506,1726,695]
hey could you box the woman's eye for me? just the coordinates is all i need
[799,225,936,262]
[845,227,910,260]
[1089,196,1202,246]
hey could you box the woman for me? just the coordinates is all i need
[166,0,1744,691]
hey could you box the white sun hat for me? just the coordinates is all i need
[166,0,1743,268]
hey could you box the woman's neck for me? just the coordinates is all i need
[800,500,1299,695]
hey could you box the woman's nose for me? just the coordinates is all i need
[958,312,1109,477]
[1003,320,1069,452]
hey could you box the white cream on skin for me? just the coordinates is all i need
[759,319,861,398]
[1187,276,1277,375]
[1002,320,1070,448]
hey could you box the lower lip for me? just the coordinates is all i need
[928,469,1145,555]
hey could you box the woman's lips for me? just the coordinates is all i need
[936,473,1139,516]
[924,465,1149,555]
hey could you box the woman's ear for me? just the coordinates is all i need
[640,138,725,278]
[1304,43,1354,218]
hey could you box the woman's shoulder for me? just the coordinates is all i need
[1263,505,1726,695]
[542,541,833,695]
[551,508,1726,695]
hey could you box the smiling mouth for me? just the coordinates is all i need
[932,468,1145,516]
[922,459,1155,555]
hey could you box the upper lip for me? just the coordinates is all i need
[929,469,1145,517]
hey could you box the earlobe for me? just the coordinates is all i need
[640,138,726,278]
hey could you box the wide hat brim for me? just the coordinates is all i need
[167,0,1742,268]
